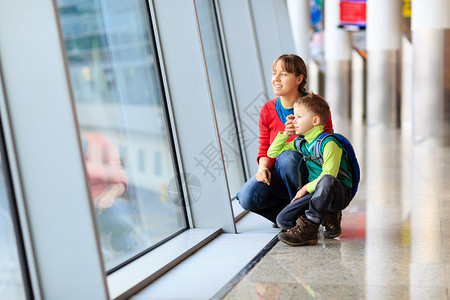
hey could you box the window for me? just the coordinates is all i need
[154,151,162,176]
[138,149,146,173]
[195,0,245,198]
[56,0,187,271]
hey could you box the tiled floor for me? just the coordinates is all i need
[224,124,450,299]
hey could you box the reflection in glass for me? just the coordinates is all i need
[0,152,26,299]
[56,0,186,270]
[195,0,245,198]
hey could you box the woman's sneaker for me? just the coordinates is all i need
[322,211,342,238]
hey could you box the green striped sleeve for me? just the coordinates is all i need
[267,132,297,158]
[306,140,342,193]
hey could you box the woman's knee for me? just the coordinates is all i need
[275,151,300,169]
[236,177,265,210]
[275,151,302,179]
[236,192,251,210]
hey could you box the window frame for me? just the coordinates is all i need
[194,0,249,197]
[0,71,35,300]
[0,1,110,298]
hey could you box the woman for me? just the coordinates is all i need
[83,133,138,252]
[236,54,333,223]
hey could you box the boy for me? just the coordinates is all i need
[267,93,353,246]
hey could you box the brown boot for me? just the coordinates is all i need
[278,216,319,246]
[322,211,342,238]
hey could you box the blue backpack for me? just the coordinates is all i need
[295,132,360,199]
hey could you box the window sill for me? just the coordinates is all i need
[232,198,247,221]
[107,227,221,299]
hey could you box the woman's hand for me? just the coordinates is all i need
[283,115,295,136]
[256,166,271,185]
[95,196,115,212]
[256,157,272,185]
[94,183,126,213]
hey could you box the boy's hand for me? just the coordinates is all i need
[283,115,295,136]
[255,166,271,185]
[291,185,308,203]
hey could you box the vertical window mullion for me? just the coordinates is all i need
[0,78,33,300]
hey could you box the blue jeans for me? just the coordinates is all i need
[276,175,352,229]
[236,151,302,223]
[96,198,139,251]
[96,198,137,235]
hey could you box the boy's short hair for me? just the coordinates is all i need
[295,93,330,125]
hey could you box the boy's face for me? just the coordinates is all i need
[293,104,318,135]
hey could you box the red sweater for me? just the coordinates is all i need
[257,98,334,169]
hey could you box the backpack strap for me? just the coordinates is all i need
[294,136,305,156]
[317,133,352,184]
[312,132,331,165]
[301,132,353,187]
[301,132,331,164]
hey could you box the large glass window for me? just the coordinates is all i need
[56,0,186,271]
[195,0,245,198]
[0,137,27,299]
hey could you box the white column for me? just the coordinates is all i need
[401,36,413,134]
[366,0,401,127]
[411,0,450,145]
[324,0,352,124]
[351,50,365,124]
[409,3,449,297]
[286,0,310,62]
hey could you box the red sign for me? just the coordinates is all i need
[340,1,366,26]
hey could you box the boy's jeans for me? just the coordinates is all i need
[276,174,352,229]
[236,151,302,223]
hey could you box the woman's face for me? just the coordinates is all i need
[271,60,303,97]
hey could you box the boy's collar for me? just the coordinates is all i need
[302,125,324,143]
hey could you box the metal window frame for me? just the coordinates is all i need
[216,0,267,177]
[211,0,252,183]
[249,0,296,98]
[0,68,35,300]
[149,0,236,233]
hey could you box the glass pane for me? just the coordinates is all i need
[56,0,186,270]
[0,149,27,299]
[195,0,245,197]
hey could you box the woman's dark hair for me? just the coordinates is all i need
[272,54,308,94]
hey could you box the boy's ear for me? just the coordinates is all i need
[313,115,321,126]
